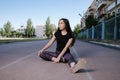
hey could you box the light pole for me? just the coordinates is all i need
[78,13,88,39]
[114,0,117,40]
[78,13,83,28]
[78,13,86,28]
[78,13,83,18]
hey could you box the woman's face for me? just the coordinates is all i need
[58,20,66,30]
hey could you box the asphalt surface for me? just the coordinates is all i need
[0,40,120,80]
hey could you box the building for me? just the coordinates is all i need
[35,25,46,38]
[81,0,120,28]
[81,0,97,28]
[17,26,25,33]
[96,0,120,21]
[105,0,120,17]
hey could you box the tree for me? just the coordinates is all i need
[11,30,17,37]
[45,17,56,38]
[4,21,12,37]
[30,26,35,37]
[73,24,81,37]
[25,18,35,37]
[45,17,51,38]
[0,28,5,37]
[49,24,56,37]
[85,15,98,29]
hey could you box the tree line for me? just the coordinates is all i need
[73,15,98,38]
[1,16,94,38]
[0,18,35,38]
[0,17,57,38]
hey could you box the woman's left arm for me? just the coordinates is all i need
[53,38,73,63]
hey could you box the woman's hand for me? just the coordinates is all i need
[52,57,60,63]
[38,49,44,57]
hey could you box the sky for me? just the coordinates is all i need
[0,0,93,30]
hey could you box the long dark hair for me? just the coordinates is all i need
[57,18,75,46]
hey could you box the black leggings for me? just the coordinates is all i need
[39,51,76,66]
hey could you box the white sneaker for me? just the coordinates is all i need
[72,58,86,73]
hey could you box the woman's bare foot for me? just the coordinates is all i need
[71,58,87,73]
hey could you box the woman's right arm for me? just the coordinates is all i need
[38,35,56,56]
[42,35,56,51]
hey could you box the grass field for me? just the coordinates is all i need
[0,38,47,44]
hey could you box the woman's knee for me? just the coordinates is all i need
[65,53,73,60]
[64,54,76,63]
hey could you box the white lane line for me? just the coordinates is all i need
[85,71,94,80]
[0,52,36,71]
[71,47,80,60]
[72,47,94,80]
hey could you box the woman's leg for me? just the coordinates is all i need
[71,58,87,73]
[39,51,58,61]
[63,53,87,73]
[63,53,76,67]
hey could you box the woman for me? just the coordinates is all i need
[38,18,86,73]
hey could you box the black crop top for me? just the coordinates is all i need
[54,30,73,53]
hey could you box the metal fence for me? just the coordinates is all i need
[78,14,120,41]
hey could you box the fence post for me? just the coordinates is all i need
[114,0,117,40]
[86,29,89,39]
[92,26,94,39]
[84,30,86,39]
[101,17,105,40]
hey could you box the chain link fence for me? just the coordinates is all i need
[78,14,120,41]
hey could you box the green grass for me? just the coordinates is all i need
[0,38,47,44]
